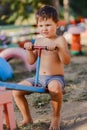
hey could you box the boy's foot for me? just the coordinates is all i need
[49,116,60,130]
[49,127,60,130]
[18,120,33,127]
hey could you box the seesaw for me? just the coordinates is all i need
[0,46,48,93]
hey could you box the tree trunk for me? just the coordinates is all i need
[51,0,60,15]
[63,0,70,24]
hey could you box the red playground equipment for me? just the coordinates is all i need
[68,25,85,55]
[0,89,16,130]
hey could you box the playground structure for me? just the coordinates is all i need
[0,47,36,72]
[0,57,13,81]
[0,46,48,93]
[0,89,16,130]
[0,46,47,129]
[0,34,11,49]
[58,18,87,55]
[68,25,85,55]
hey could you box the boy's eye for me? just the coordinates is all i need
[46,24,51,26]
[39,25,43,27]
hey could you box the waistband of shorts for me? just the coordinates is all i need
[39,75,64,77]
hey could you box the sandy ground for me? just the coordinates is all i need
[4,50,87,130]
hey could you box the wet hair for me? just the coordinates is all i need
[36,5,59,23]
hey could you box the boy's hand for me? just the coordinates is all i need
[24,41,33,51]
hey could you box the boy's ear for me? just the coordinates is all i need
[56,22,59,29]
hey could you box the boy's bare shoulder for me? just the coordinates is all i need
[56,35,67,44]
[56,35,66,41]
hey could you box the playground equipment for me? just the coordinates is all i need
[0,89,16,130]
[0,46,48,93]
[68,25,85,55]
[0,34,10,48]
[0,57,13,81]
[0,34,19,52]
[0,46,66,129]
[0,47,36,72]
[0,46,47,129]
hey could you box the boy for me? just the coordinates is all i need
[13,5,71,130]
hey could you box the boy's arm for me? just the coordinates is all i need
[56,36,71,65]
[26,50,37,64]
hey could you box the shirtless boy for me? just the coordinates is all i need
[13,5,71,130]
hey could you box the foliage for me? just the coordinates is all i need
[59,5,77,20]
[0,0,51,25]
[0,0,87,25]
[59,0,87,19]
[70,0,87,18]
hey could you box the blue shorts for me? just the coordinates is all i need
[26,75,65,89]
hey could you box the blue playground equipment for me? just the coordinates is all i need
[0,46,48,93]
[0,57,13,81]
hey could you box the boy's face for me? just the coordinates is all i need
[37,18,58,39]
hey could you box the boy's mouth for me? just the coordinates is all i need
[43,32,49,35]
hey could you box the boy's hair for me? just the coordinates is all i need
[36,5,59,23]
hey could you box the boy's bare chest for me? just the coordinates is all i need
[41,50,59,61]
[42,50,56,55]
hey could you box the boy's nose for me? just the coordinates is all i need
[43,26,47,30]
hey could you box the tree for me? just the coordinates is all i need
[63,0,70,24]
[1,0,87,25]
[0,0,51,25]
[51,0,60,15]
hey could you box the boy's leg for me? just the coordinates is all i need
[48,80,63,130]
[12,80,33,126]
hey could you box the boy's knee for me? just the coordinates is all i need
[48,81,62,94]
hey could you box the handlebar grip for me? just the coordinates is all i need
[45,46,48,50]
[24,46,56,51]
[24,45,34,50]
[32,46,48,50]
